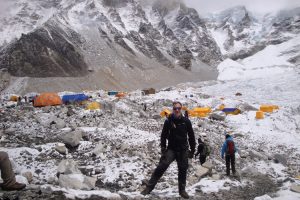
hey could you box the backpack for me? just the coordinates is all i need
[226,140,235,155]
[201,143,211,157]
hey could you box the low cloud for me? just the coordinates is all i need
[184,0,300,14]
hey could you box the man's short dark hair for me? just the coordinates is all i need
[173,101,182,107]
[225,134,231,139]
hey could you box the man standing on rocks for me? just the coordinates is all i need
[221,134,237,176]
[141,101,196,199]
[0,151,26,191]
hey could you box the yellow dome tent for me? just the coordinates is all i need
[86,102,101,110]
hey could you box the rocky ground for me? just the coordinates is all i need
[0,83,299,200]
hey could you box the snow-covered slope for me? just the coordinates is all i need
[217,35,300,81]
[205,6,300,60]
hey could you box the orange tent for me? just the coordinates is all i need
[34,93,62,107]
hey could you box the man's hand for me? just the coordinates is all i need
[188,151,194,159]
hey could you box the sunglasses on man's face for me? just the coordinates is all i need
[173,107,182,111]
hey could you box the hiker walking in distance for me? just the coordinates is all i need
[221,134,237,176]
[141,101,196,199]
[195,138,210,165]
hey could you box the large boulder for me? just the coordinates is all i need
[195,166,209,178]
[58,174,96,190]
[238,103,258,112]
[202,161,214,175]
[202,161,214,170]
[55,143,68,155]
[209,111,226,121]
[290,184,300,193]
[54,118,66,129]
[92,143,105,157]
[249,150,268,160]
[274,154,288,166]
[60,131,82,147]
[57,159,81,175]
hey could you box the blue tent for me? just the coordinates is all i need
[222,108,241,115]
[62,94,88,104]
[108,91,118,96]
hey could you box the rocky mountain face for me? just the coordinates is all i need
[0,0,222,84]
[205,6,300,60]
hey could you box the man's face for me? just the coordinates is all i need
[173,103,182,117]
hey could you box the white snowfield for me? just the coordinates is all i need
[218,35,300,81]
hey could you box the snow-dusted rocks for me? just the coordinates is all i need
[21,171,33,183]
[195,166,210,178]
[57,160,81,175]
[55,143,68,155]
[209,111,226,121]
[249,150,268,161]
[290,184,300,193]
[274,154,288,166]
[92,143,105,157]
[57,159,96,190]
[60,130,83,148]
[58,174,96,190]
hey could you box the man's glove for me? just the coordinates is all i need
[161,147,167,155]
[188,151,194,159]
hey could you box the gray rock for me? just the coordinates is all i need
[274,154,288,166]
[21,171,33,183]
[240,150,248,158]
[58,174,96,190]
[195,166,209,178]
[55,143,67,155]
[290,184,300,193]
[4,128,17,135]
[202,161,214,170]
[60,131,82,147]
[16,175,29,185]
[249,150,268,160]
[238,103,258,112]
[54,118,66,129]
[209,111,226,121]
[57,159,81,175]
[241,166,260,176]
[92,143,105,157]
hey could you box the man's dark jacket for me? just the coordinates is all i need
[160,114,196,152]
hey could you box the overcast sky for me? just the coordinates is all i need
[184,0,300,15]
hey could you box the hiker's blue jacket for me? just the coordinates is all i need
[221,136,237,158]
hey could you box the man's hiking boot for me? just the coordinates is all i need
[141,187,153,195]
[179,190,190,199]
[1,182,26,191]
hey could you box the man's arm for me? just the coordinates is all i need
[186,120,196,153]
[160,119,169,150]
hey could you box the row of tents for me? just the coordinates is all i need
[8,92,119,109]
[8,88,157,108]
[160,104,279,119]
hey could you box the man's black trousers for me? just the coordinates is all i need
[147,149,188,190]
[225,154,236,175]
